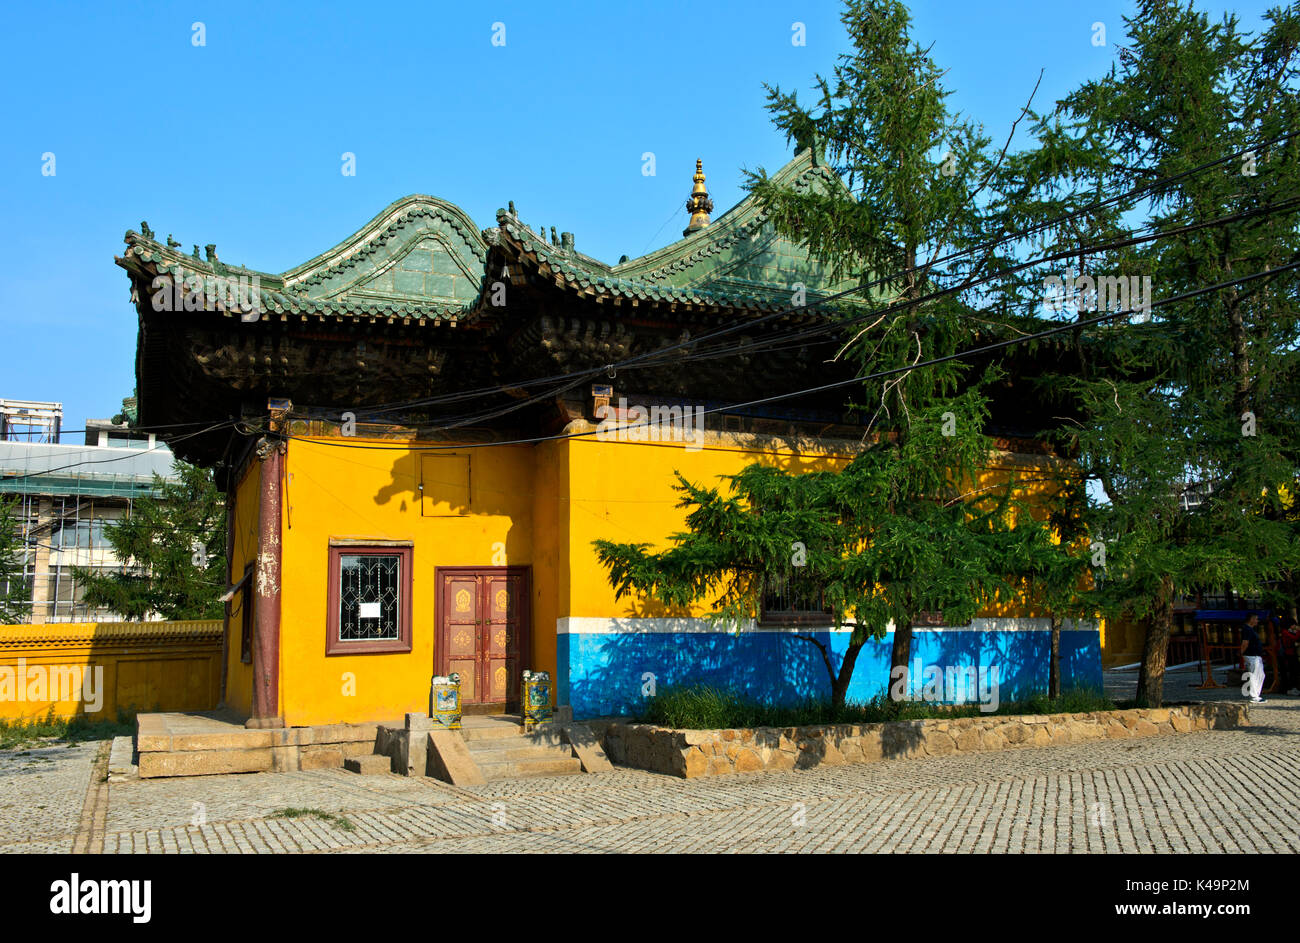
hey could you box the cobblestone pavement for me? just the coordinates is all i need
[6,684,1299,853]
[0,740,99,854]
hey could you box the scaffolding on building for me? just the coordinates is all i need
[0,435,177,623]
[0,399,63,443]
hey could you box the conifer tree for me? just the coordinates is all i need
[1004,0,1300,704]
[75,462,226,621]
[743,0,1035,678]
[595,0,1077,705]
[596,393,1060,707]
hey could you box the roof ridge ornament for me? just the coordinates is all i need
[683,158,714,236]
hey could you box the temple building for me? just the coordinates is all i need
[115,150,1102,728]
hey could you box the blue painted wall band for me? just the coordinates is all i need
[558,626,1104,720]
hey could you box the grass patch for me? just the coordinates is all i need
[268,807,356,832]
[635,684,1116,730]
[0,710,136,750]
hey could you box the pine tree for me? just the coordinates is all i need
[1008,0,1300,704]
[75,462,226,621]
[743,0,1037,678]
[596,392,1064,707]
[594,0,1081,706]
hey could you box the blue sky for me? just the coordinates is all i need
[0,0,1280,434]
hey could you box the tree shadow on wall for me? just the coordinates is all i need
[566,610,839,721]
[358,446,529,564]
[906,624,1105,706]
[916,628,1049,705]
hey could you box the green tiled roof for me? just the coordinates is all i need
[491,149,871,313]
[120,194,486,323]
[494,214,791,311]
[120,149,868,322]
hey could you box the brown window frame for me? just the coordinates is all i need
[326,544,413,655]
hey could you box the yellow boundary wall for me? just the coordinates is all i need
[0,621,222,722]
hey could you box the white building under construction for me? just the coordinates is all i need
[0,399,178,622]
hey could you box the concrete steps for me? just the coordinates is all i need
[344,754,392,775]
[465,742,574,764]
[460,715,584,781]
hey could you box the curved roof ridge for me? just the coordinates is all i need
[281,193,488,288]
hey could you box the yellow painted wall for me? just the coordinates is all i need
[966,452,1078,620]
[278,437,537,726]
[268,428,1072,726]
[565,434,850,618]
[1101,613,1146,666]
[530,439,568,690]
[0,621,221,721]
[564,432,1067,621]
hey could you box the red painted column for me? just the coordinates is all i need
[247,436,285,728]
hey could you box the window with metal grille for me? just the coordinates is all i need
[759,568,834,626]
[326,544,412,654]
[338,554,400,640]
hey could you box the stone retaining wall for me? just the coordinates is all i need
[598,703,1249,778]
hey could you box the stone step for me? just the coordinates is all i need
[460,714,562,733]
[463,729,568,751]
[459,723,527,742]
[476,755,584,781]
[465,742,575,765]
[345,754,392,775]
[108,735,138,782]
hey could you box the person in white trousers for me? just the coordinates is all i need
[1240,613,1267,703]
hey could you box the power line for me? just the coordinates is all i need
[289,194,1300,434]
[103,128,1298,439]
[265,258,1300,453]
[329,128,1300,423]
[655,196,1300,368]
[1,419,245,440]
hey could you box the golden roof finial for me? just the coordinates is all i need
[684,158,714,236]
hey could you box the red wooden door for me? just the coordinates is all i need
[437,567,529,709]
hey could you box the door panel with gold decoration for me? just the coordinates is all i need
[442,575,479,703]
[437,567,529,709]
[483,573,523,704]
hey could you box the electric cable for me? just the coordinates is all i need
[262,258,1300,452]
